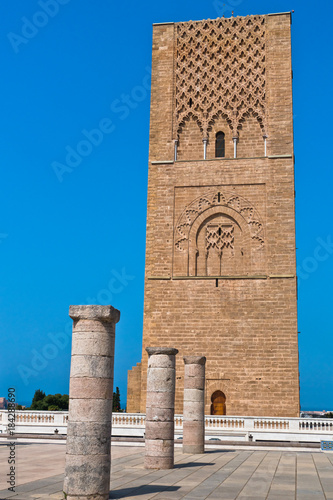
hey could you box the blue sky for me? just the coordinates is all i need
[0,0,332,411]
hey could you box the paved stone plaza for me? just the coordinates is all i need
[1,442,333,499]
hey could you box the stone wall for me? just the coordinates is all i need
[127,362,142,413]
[127,12,299,417]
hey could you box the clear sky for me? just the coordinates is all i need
[0,0,332,411]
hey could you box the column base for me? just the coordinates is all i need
[65,495,108,500]
[183,444,205,454]
[144,456,174,469]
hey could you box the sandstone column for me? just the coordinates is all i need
[63,305,120,500]
[183,356,206,454]
[145,347,178,469]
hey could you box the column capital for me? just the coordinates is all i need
[146,347,179,356]
[183,356,206,365]
[69,305,120,323]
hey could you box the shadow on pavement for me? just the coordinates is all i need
[174,461,214,468]
[204,449,235,454]
[110,484,179,498]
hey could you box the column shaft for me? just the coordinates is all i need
[145,347,178,469]
[63,305,120,500]
[183,356,206,454]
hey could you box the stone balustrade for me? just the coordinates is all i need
[1,411,333,443]
[0,411,68,434]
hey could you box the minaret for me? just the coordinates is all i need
[128,12,299,418]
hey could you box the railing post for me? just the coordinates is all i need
[289,418,300,432]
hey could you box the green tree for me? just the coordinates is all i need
[324,412,333,418]
[113,387,121,412]
[31,389,46,408]
[60,394,69,409]
[29,390,69,410]
[48,405,60,411]
[30,398,48,410]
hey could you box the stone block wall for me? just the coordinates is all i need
[127,362,142,413]
[127,12,299,417]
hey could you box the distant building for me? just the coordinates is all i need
[301,411,330,418]
[0,398,8,409]
[0,398,24,409]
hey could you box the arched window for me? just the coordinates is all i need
[215,132,225,158]
[211,390,226,415]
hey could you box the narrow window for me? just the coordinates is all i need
[215,132,225,158]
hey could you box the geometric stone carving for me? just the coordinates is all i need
[175,189,264,253]
[205,223,235,275]
[174,15,267,139]
[206,223,235,256]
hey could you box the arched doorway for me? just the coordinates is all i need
[211,390,226,415]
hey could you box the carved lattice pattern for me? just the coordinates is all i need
[175,190,264,251]
[174,15,266,138]
[206,224,234,257]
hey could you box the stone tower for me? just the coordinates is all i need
[127,12,300,417]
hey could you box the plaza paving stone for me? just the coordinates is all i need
[0,442,333,499]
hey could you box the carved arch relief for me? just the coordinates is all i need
[174,190,264,276]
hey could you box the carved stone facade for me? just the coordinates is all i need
[175,16,267,139]
[127,13,300,417]
[174,187,265,277]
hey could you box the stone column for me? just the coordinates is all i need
[145,347,178,469]
[63,305,120,500]
[183,356,206,454]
